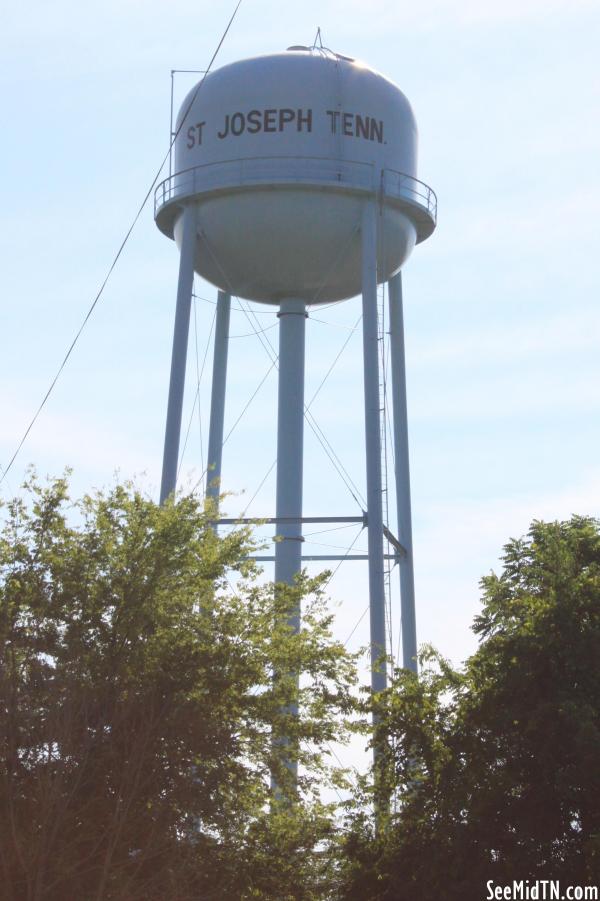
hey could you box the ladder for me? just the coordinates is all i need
[377,280,395,675]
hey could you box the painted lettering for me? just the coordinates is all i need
[216,107,314,138]
[279,108,295,130]
[264,109,277,132]
[217,115,230,139]
[342,112,354,136]
[355,114,369,140]
[326,110,340,133]
[247,109,262,133]
[370,117,383,143]
[186,106,384,145]
[325,109,384,143]
[296,108,312,132]
[230,112,245,136]
[186,121,206,148]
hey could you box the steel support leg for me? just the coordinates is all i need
[160,204,197,504]
[388,272,418,672]
[205,290,231,512]
[274,297,307,784]
[361,200,387,696]
[274,298,307,606]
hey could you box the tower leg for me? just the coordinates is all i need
[388,272,418,673]
[274,297,307,785]
[274,298,307,609]
[205,290,231,513]
[160,204,197,504]
[361,200,387,697]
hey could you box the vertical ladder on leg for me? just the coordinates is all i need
[377,280,394,673]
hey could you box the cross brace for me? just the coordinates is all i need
[212,515,366,525]
[210,514,407,560]
[249,553,401,562]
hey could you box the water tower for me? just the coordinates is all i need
[154,47,436,741]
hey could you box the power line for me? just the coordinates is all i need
[0,0,245,488]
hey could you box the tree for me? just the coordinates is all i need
[339,516,600,899]
[0,474,358,900]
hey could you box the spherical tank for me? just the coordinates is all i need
[154,49,436,304]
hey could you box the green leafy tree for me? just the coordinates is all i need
[340,516,600,899]
[0,475,357,900]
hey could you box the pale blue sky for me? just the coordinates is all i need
[2,0,600,688]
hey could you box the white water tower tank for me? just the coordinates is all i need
[154,48,436,303]
[156,46,437,742]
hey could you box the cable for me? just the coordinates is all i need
[199,230,367,510]
[188,357,277,497]
[304,409,366,508]
[305,313,361,409]
[303,522,360,538]
[300,739,346,806]
[238,297,279,363]
[0,465,13,499]
[228,322,279,339]
[304,539,368,552]
[221,360,277,448]
[194,293,276,315]
[307,299,346,313]
[193,286,207,479]
[308,317,358,331]
[241,459,277,518]
[178,392,200,484]
[343,604,369,648]
[0,0,245,487]
[240,312,364,519]
[177,298,216,482]
[323,525,364,591]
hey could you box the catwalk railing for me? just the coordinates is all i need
[154,156,437,240]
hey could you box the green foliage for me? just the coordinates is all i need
[0,474,358,900]
[339,516,600,899]
[8,483,597,899]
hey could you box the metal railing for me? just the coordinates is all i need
[382,167,437,220]
[154,155,437,224]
